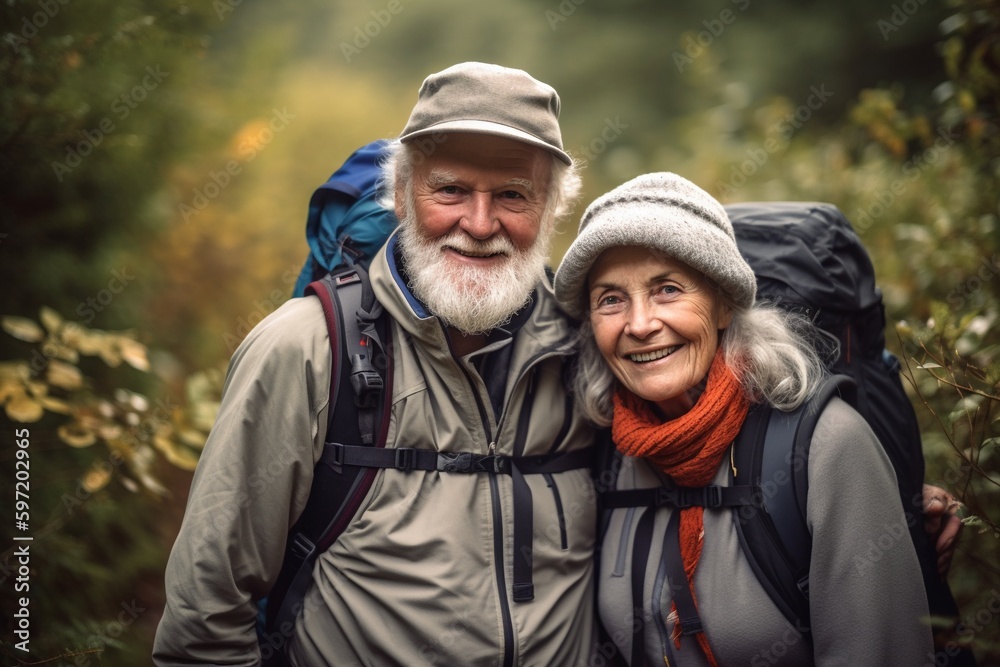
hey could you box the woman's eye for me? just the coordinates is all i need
[594,294,624,311]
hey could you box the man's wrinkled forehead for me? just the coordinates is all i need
[411,133,552,184]
[425,169,536,193]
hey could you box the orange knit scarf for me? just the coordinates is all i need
[611,349,750,665]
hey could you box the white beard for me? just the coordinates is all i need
[397,214,550,335]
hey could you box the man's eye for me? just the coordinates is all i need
[499,190,525,199]
[439,185,462,196]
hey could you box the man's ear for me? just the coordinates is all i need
[393,183,406,221]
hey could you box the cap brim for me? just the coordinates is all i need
[400,119,572,165]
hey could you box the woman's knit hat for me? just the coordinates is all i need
[554,172,757,318]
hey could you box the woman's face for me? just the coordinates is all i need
[588,246,733,417]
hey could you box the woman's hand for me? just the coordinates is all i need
[922,483,964,577]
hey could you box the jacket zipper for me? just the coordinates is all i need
[542,368,572,551]
[488,469,516,667]
[542,472,568,549]
[448,335,575,666]
[444,328,515,667]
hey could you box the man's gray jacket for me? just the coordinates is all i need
[153,233,599,666]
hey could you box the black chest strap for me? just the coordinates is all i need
[322,441,594,476]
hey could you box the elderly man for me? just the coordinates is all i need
[153,62,600,666]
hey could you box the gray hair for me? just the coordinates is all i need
[376,139,582,231]
[572,303,831,427]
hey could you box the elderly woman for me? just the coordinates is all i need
[554,173,933,665]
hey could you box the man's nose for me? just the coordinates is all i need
[459,191,500,240]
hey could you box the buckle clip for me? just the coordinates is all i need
[438,452,473,473]
[351,353,383,409]
[655,486,677,507]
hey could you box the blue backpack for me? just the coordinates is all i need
[291,139,398,297]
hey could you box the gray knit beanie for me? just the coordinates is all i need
[554,172,757,319]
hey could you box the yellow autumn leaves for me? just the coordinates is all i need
[1,307,222,495]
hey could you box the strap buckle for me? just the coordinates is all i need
[797,576,810,599]
[674,486,724,509]
[325,442,346,473]
[437,452,510,474]
[290,533,316,561]
[351,353,383,409]
[394,447,415,471]
[438,452,474,473]
[654,486,678,507]
[702,486,723,508]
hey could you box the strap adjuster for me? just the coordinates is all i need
[702,486,723,508]
[290,533,316,560]
[394,447,415,470]
[674,485,724,509]
[797,576,810,599]
[680,616,705,636]
[325,442,346,473]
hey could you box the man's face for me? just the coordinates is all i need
[396,133,555,335]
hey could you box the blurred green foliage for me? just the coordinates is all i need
[1,0,998,663]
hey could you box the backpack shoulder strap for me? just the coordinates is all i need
[732,373,856,638]
[262,265,392,655]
